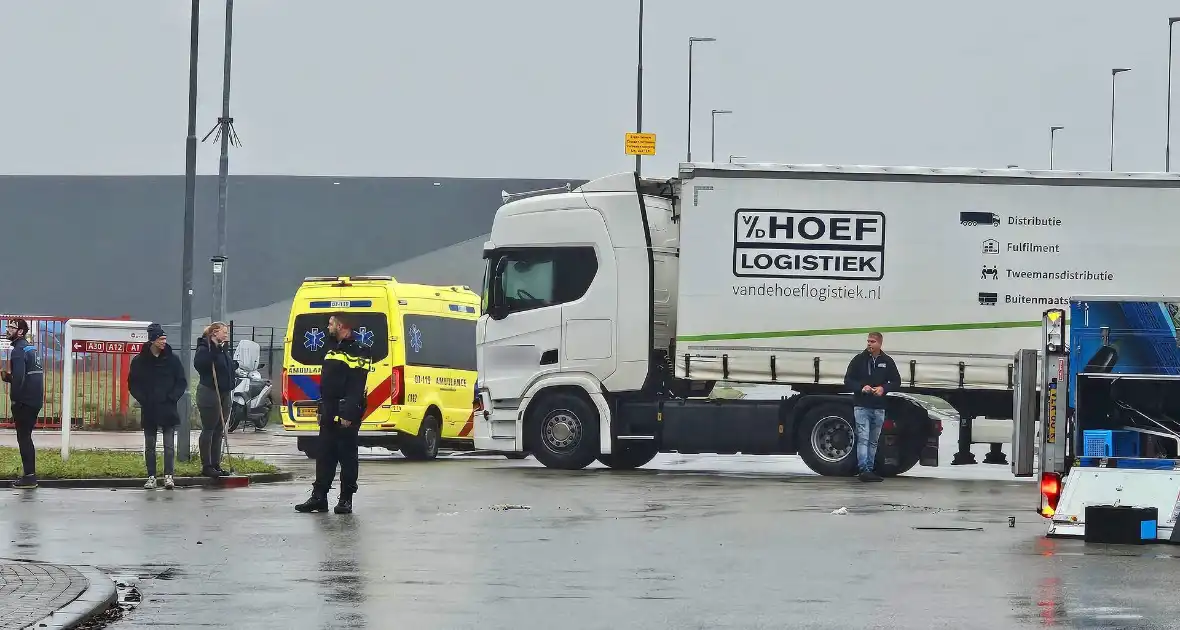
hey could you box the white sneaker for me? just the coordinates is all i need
[163,475,175,490]
[144,476,157,490]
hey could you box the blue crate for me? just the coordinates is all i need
[1082,430,1141,458]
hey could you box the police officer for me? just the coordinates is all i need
[295,313,372,514]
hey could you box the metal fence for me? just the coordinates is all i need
[0,316,281,430]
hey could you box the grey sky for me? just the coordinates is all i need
[3,1,1179,178]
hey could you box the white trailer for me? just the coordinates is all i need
[474,163,1180,476]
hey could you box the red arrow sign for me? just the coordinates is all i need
[72,340,144,355]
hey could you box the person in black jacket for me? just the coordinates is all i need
[843,331,901,482]
[128,323,188,490]
[2,318,44,489]
[296,313,372,515]
[194,322,237,478]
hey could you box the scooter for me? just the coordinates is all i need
[227,339,273,433]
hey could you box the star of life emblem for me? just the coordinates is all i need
[303,328,325,351]
[409,324,423,353]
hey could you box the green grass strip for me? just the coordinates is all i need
[0,447,278,479]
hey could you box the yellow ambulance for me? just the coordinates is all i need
[281,275,480,460]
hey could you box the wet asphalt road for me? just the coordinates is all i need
[3,450,1180,629]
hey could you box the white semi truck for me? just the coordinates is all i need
[473,163,1180,476]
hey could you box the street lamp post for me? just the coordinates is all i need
[206,0,241,326]
[1110,67,1131,171]
[686,36,716,162]
[711,109,732,162]
[1049,126,1064,169]
[178,0,200,461]
[635,0,643,176]
[1167,18,1179,171]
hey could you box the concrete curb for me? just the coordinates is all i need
[1,471,294,489]
[27,564,117,630]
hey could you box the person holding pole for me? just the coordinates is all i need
[194,322,236,478]
[2,318,44,489]
[128,323,187,490]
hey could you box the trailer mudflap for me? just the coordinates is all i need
[921,436,939,467]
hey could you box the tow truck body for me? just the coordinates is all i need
[1013,296,1180,543]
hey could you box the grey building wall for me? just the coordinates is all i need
[1,175,583,329]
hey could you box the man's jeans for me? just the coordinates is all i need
[854,406,885,473]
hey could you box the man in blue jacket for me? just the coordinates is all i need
[843,331,901,483]
[2,319,44,489]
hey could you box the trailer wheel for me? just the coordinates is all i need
[797,403,858,477]
[526,391,600,470]
[597,442,659,470]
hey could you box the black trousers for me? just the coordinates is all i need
[313,400,359,497]
[12,402,40,477]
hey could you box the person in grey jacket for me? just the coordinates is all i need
[2,318,44,489]
[194,322,236,478]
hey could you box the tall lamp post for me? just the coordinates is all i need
[711,109,732,162]
[1167,18,1179,171]
[686,36,716,162]
[635,0,644,176]
[1049,126,1064,169]
[178,0,201,460]
[205,0,242,326]
[1110,67,1131,171]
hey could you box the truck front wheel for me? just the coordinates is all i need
[526,392,600,470]
[797,403,858,477]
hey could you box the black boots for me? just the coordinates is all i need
[295,490,354,514]
[295,491,330,513]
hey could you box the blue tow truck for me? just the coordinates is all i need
[1012,296,1180,543]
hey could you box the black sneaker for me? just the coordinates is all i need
[202,466,223,478]
[12,474,37,489]
[295,493,330,513]
[334,496,353,515]
[858,470,883,482]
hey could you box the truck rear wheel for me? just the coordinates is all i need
[797,403,858,477]
[597,442,659,470]
[526,392,600,470]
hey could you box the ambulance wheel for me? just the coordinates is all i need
[797,403,858,477]
[526,391,600,470]
[402,412,441,461]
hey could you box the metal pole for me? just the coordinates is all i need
[178,0,200,461]
[1168,18,1179,171]
[711,109,731,162]
[686,37,716,163]
[687,40,693,163]
[212,0,235,324]
[635,0,643,176]
[1049,126,1063,169]
[1110,68,1130,171]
